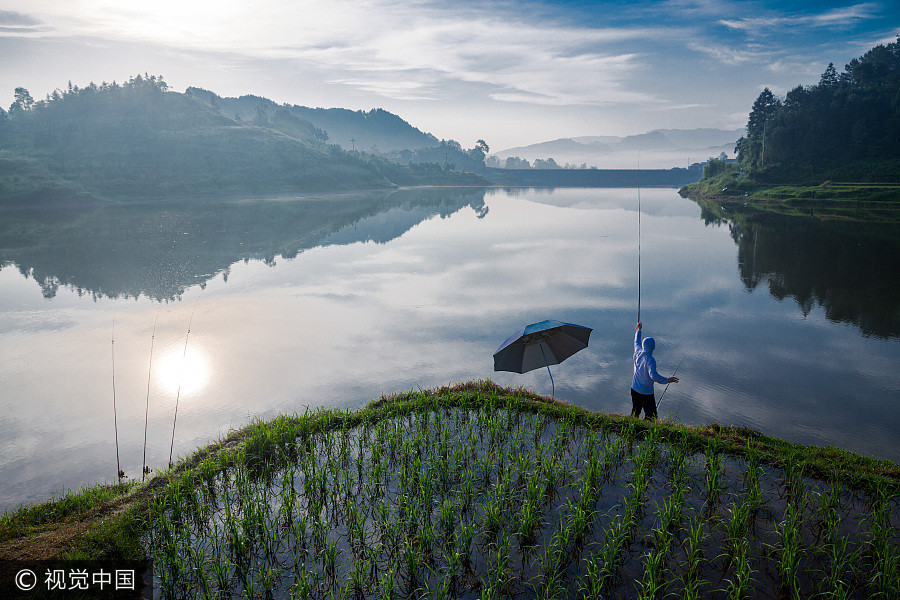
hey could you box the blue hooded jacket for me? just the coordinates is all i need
[632,330,669,395]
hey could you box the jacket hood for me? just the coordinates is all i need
[642,337,655,354]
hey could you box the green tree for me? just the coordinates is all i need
[819,63,839,87]
[9,87,34,115]
[736,88,781,168]
[747,88,779,139]
[254,103,269,126]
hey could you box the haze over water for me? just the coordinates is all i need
[1,187,898,510]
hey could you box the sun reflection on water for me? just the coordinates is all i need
[155,346,211,397]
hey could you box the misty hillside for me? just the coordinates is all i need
[186,87,439,153]
[495,128,744,169]
[0,75,484,202]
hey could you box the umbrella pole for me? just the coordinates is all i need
[539,342,555,399]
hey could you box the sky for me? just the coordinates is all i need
[1,0,898,150]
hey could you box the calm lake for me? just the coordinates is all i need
[1,187,898,511]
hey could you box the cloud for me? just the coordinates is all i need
[861,27,900,48]
[687,40,775,65]
[718,2,880,34]
[0,9,42,26]
[0,9,50,35]
[326,75,438,101]
[659,102,714,110]
[2,0,667,106]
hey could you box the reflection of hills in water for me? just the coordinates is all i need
[0,188,488,301]
[697,199,900,339]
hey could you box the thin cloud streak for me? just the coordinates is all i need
[718,2,880,34]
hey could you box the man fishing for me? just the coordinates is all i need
[631,322,678,419]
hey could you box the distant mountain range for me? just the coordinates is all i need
[493,128,745,169]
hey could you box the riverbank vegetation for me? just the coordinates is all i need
[0,74,487,203]
[680,168,900,222]
[681,37,900,216]
[2,382,898,598]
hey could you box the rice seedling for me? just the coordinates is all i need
[484,484,504,539]
[581,556,607,600]
[866,481,900,598]
[456,519,475,569]
[636,545,667,600]
[821,528,858,600]
[722,538,753,600]
[775,500,804,599]
[704,447,724,506]
[378,566,397,600]
[725,501,750,556]
[589,512,632,593]
[518,494,541,546]
[784,450,806,504]
[538,537,566,600]
[681,514,707,600]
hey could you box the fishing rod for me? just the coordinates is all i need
[111,310,124,480]
[169,298,200,468]
[141,308,160,481]
[657,356,685,410]
[637,151,642,324]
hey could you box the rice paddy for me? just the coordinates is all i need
[143,383,900,599]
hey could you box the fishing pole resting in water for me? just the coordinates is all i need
[142,308,160,481]
[169,298,200,468]
[111,311,124,480]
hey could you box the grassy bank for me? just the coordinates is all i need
[2,381,899,598]
[679,169,900,223]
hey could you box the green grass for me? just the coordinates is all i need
[680,168,900,223]
[0,480,137,543]
[4,380,900,599]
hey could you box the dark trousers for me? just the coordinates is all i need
[631,388,657,419]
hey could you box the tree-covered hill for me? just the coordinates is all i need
[0,75,484,202]
[734,37,900,183]
[185,87,439,153]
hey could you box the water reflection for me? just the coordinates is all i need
[156,345,211,397]
[0,188,897,511]
[694,198,900,339]
[0,188,488,302]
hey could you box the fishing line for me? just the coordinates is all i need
[141,308,160,481]
[657,356,685,410]
[168,297,201,468]
[111,308,123,480]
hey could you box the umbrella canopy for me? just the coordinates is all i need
[493,319,592,397]
[493,320,592,373]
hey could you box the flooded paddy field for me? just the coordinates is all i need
[144,384,900,599]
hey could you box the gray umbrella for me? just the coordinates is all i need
[493,319,592,398]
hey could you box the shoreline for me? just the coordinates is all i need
[679,178,900,223]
